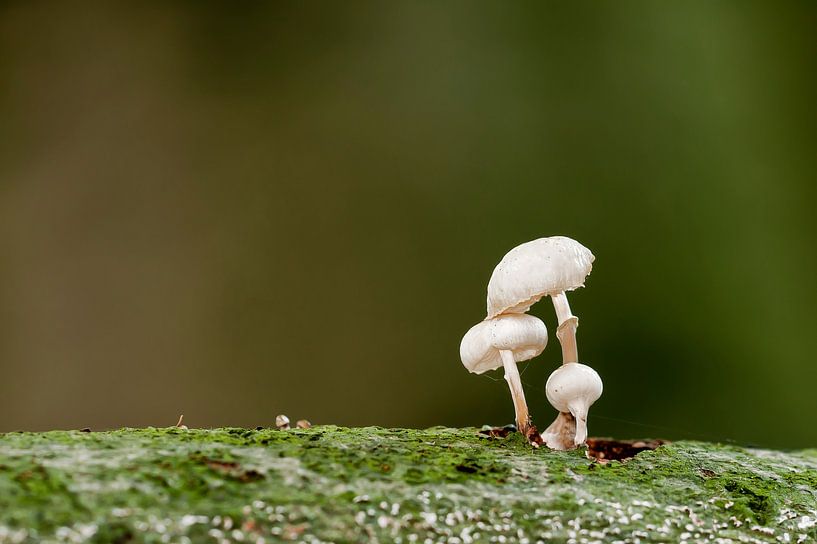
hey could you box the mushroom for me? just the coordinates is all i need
[460,314,548,435]
[486,236,593,365]
[544,362,603,448]
[275,414,291,430]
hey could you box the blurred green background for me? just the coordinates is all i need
[0,2,815,448]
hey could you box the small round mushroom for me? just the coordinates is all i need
[275,414,291,430]
[545,362,603,447]
[460,314,548,434]
[486,236,593,364]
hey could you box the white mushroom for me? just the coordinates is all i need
[545,363,603,448]
[460,314,548,434]
[486,236,593,364]
[275,414,291,430]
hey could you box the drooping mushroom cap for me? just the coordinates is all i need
[545,362,603,414]
[486,236,594,319]
[545,362,603,446]
[460,314,548,374]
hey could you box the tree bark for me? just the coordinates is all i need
[1,426,815,543]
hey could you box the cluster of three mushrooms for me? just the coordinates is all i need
[459,236,603,449]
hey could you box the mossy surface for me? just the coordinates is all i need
[1,426,816,543]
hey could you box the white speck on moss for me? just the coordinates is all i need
[796,515,816,530]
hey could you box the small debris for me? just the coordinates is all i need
[477,424,542,447]
[296,419,312,429]
[281,524,306,540]
[275,415,291,430]
[585,438,667,462]
[524,424,544,448]
[478,426,512,439]
[79,428,92,433]
[175,415,188,430]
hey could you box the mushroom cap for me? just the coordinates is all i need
[545,362,603,413]
[486,236,594,319]
[460,314,548,374]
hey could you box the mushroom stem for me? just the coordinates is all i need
[569,402,589,446]
[551,291,579,364]
[499,349,530,434]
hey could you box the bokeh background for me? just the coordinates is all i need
[1,2,815,448]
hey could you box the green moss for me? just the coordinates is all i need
[1,427,816,542]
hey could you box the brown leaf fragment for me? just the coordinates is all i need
[282,524,306,540]
[585,438,667,462]
[477,426,512,438]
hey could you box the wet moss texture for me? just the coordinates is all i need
[1,426,816,543]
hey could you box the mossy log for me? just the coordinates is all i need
[1,427,816,543]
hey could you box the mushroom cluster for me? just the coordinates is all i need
[459,236,603,449]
